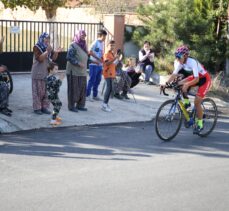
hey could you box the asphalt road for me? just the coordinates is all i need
[0,117,229,211]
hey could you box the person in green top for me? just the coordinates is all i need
[66,30,89,112]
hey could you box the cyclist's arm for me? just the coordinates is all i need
[166,74,178,84]
[163,60,182,85]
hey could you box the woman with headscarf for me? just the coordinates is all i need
[31,32,61,115]
[66,30,89,112]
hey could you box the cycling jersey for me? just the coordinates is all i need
[173,57,207,78]
[173,57,211,98]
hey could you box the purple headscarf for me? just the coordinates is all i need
[73,30,87,53]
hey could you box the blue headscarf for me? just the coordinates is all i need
[35,32,50,53]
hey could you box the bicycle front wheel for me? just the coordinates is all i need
[198,98,218,137]
[155,100,182,141]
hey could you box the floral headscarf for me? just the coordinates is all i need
[73,30,87,53]
[35,32,50,53]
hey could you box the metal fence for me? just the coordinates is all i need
[0,20,104,52]
[0,20,108,71]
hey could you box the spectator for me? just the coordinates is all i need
[0,65,12,116]
[86,29,107,101]
[102,40,119,112]
[138,41,155,85]
[31,32,61,115]
[66,30,88,112]
[113,53,132,100]
[46,62,64,125]
[125,57,142,89]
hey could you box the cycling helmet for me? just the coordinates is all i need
[175,45,190,58]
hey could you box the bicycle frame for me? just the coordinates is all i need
[169,89,190,120]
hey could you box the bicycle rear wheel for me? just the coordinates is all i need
[197,98,218,137]
[155,100,182,141]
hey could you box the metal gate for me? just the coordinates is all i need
[0,20,103,71]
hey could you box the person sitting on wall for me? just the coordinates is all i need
[138,41,155,85]
[113,51,132,100]
[125,57,142,89]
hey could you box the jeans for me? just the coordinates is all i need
[86,64,102,97]
[144,65,153,81]
[104,78,114,104]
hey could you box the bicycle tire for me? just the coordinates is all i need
[197,98,218,137]
[155,100,182,141]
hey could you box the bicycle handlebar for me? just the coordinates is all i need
[160,81,181,96]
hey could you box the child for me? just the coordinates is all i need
[46,62,64,125]
[86,29,107,101]
[102,40,119,112]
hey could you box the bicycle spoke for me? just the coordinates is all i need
[198,98,218,137]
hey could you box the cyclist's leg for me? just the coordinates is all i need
[179,76,194,108]
[193,74,211,133]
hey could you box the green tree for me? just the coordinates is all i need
[1,0,92,19]
[134,0,228,73]
[1,0,66,19]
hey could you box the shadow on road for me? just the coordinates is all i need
[0,120,229,160]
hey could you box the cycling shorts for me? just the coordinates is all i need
[186,72,211,98]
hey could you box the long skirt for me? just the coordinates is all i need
[0,82,9,109]
[32,79,49,110]
[67,74,87,109]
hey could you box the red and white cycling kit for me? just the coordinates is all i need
[173,57,211,98]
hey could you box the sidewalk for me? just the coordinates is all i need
[0,73,228,133]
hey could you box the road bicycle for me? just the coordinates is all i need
[155,81,218,141]
[0,65,13,94]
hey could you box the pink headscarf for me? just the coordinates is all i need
[73,30,87,53]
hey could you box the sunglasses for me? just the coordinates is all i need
[175,54,184,59]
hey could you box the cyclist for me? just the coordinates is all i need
[161,45,211,134]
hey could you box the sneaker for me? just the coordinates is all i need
[193,125,203,135]
[41,108,51,114]
[93,96,102,101]
[146,81,154,85]
[114,93,123,100]
[86,96,94,102]
[0,108,11,116]
[107,104,112,111]
[50,119,61,126]
[184,102,191,109]
[101,103,112,112]
[69,107,78,112]
[78,107,88,111]
[5,107,12,113]
[34,109,43,115]
[121,93,130,100]
[56,116,62,122]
